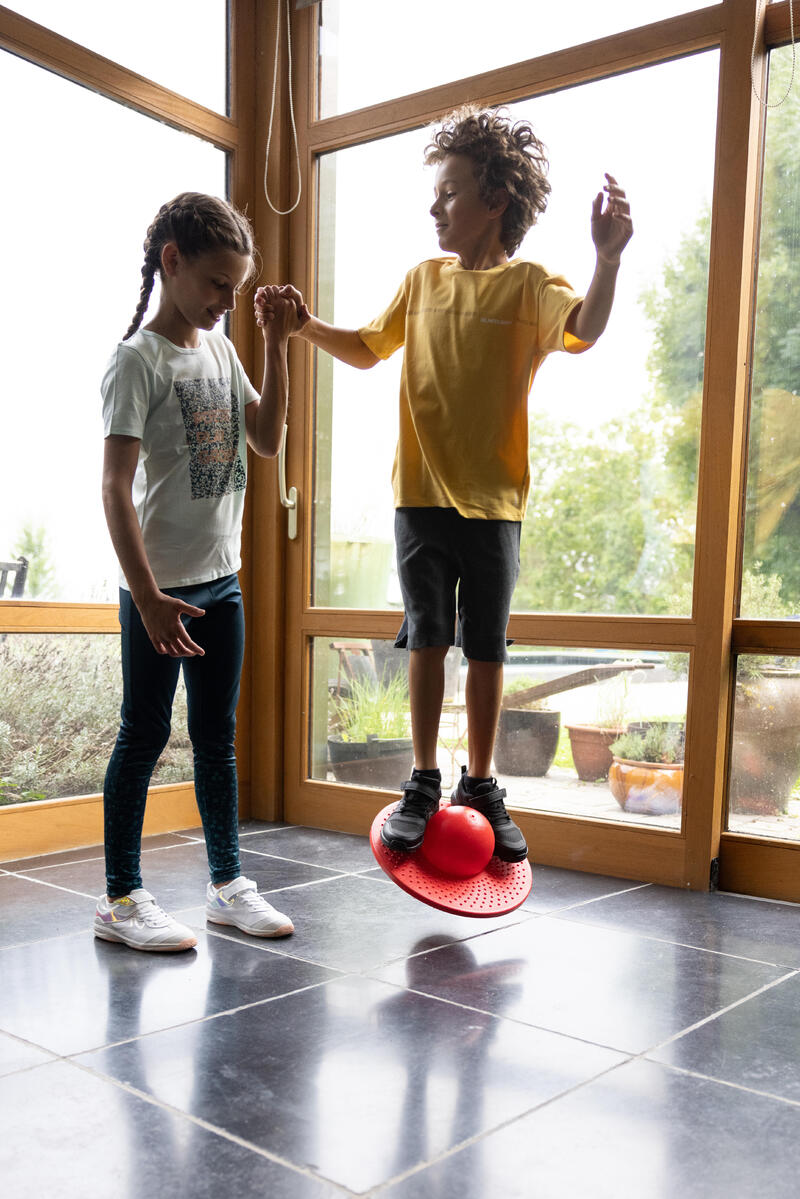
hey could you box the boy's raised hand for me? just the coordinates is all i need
[591,174,633,265]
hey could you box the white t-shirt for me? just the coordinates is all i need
[101,328,259,589]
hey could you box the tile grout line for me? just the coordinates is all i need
[640,966,800,1058]
[650,1059,800,1109]
[63,1056,359,1197]
[365,1053,634,1197]
[549,909,800,970]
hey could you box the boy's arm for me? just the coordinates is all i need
[566,173,633,345]
[256,284,379,370]
[299,313,380,370]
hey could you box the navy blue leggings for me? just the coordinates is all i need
[103,574,244,898]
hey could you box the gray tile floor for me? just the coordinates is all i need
[1,822,800,1197]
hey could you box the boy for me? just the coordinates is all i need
[258,106,632,863]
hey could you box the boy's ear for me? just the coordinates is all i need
[161,241,180,277]
[487,188,510,219]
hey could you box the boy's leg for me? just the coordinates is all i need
[409,645,449,768]
[382,510,458,851]
[103,588,180,898]
[464,658,504,778]
[451,518,528,862]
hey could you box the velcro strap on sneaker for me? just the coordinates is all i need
[221,876,255,899]
[401,777,441,803]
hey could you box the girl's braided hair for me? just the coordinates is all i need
[123,192,256,341]
[424,107,551,256]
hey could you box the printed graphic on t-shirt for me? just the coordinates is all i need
[173,378,246,500]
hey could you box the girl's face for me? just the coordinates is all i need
[162,245,253,337]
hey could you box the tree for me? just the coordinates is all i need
[518,413,691,615]
[12,522,57,599]
[640,47,800,612]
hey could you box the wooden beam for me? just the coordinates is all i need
[0,5,237,149]
[305,5,725,152]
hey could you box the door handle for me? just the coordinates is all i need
[278,423,298,540]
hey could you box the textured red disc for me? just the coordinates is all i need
[369,799,532,917]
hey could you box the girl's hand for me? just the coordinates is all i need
[136,591,205,656]
[591,173,633,265]
[255,284,310,332]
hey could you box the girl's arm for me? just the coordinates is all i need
[246,290,304,457]
[102,434,205,656]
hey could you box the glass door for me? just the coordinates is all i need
[281,36,728,889]
[719,42,800,900]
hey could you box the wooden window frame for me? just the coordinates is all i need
[2,1,799,897]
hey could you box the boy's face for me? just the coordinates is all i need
[430,154,507,263]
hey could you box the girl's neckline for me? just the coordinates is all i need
[138,328,209,353]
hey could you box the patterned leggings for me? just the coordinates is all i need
[103,575,245,898]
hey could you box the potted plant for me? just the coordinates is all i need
[328,672,414,788]
[566,674,630,782]
[494,677,560,777]
[608,723,684,815]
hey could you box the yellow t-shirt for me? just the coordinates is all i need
[358,256,589,521]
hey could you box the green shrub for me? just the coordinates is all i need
[0,635,193,803]
[331,671,410,742]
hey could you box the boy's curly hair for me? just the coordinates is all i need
[424,107,550,256]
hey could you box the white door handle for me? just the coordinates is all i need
[278,423,298,540]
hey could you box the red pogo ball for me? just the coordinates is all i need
[420,805,495,878]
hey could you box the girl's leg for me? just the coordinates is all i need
[181,575,244,885]
[104,589,180,898]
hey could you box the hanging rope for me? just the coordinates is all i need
[751,0,796,108]
[264,0,302,215]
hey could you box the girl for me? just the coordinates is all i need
[96,192,304,952]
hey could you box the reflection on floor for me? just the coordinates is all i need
[2,822,800,1197]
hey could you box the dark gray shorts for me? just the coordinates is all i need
[393,507,521,663]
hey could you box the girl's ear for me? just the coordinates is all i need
[160,241,180,278]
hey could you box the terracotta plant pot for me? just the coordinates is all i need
[494,708,560,777]
[608,756,683,815]
[729,673,800,816]
[565,724,626,782]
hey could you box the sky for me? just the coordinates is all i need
[1,1,720,603]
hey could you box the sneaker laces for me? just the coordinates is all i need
[397,785,438,816]
[471,786,512,825]
[234,884,270,911]
[133,898,172,928]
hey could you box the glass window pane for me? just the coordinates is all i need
[310,638,413,790]
[741,46,800,616]
[319,0,716,118]
[312,53,718,615]
[7,0,228,112]
[0,52,226,603]
[309,636,688,830]
[0,635,192,803]
[728,654,800,840]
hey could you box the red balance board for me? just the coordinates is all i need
[370,799,532,917]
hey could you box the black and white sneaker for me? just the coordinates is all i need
[451,766,528,862]
[380,775,441,852]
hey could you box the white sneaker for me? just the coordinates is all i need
[205,876,294,938]
[94,889,197,952]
